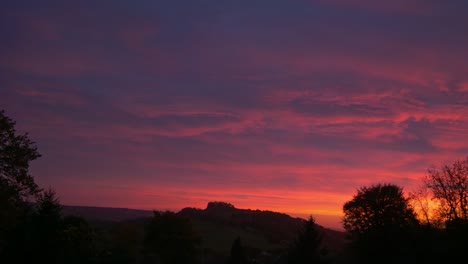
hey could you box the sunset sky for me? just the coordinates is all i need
[1,0,468,230]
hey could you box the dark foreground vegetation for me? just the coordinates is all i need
[2,108,468,264]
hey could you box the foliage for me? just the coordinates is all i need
[287,216,325,264]
[342,183,419,263]
[0,110,41,254]
[36,188,63,224]
[143,211,202,264]
[343,183,418,235]
[206,201,236,211]
[31,189,64,263]
[0,110,41,200]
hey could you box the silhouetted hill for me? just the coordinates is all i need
[180,202,347,255]
[62,205,153,222]
[62,202,347,257]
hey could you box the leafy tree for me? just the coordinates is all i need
[31,188,64,263]
[3,188,63,263]
[142,211,201,264]
[287,216,325,264]
[0,110,99,263]
[0,110,41,200]
[0,110,41,254]
[36,188,63,223]
[228,236,248,264]
[343,183,418,235]
[22,189,97,264]
[423,156,468,227]
[342,183,419,263]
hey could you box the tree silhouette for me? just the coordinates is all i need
[409,186,440,227]
[343,183,418,235]
[0,110,41,255]
[31,188,64,263]
[36,188,62,221]
[424,156,468,227]
[287,216,325,264]
[420,156,468,261]
[0,110,41,199]
[0,110,100,263]
[343,183,419,263]
[143,211,201,264]
[228,236,248,264]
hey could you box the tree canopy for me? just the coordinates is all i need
[343,183,418,235]
[0,110,41,201]
[0,110,41,253]
[342,183,420,263]
[288,216,325,264]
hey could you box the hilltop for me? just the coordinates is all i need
[62,201,347,258]
[179,202,347,255]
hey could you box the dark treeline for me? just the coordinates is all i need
[1,108,468,264]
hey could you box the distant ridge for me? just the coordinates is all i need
[179,202,347,252]
[62,205,153,222]
[62,202,347,253]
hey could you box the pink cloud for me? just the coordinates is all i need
[14,86,86,106]
[459,81,468,92]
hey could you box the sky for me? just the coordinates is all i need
[1,0,468,230]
